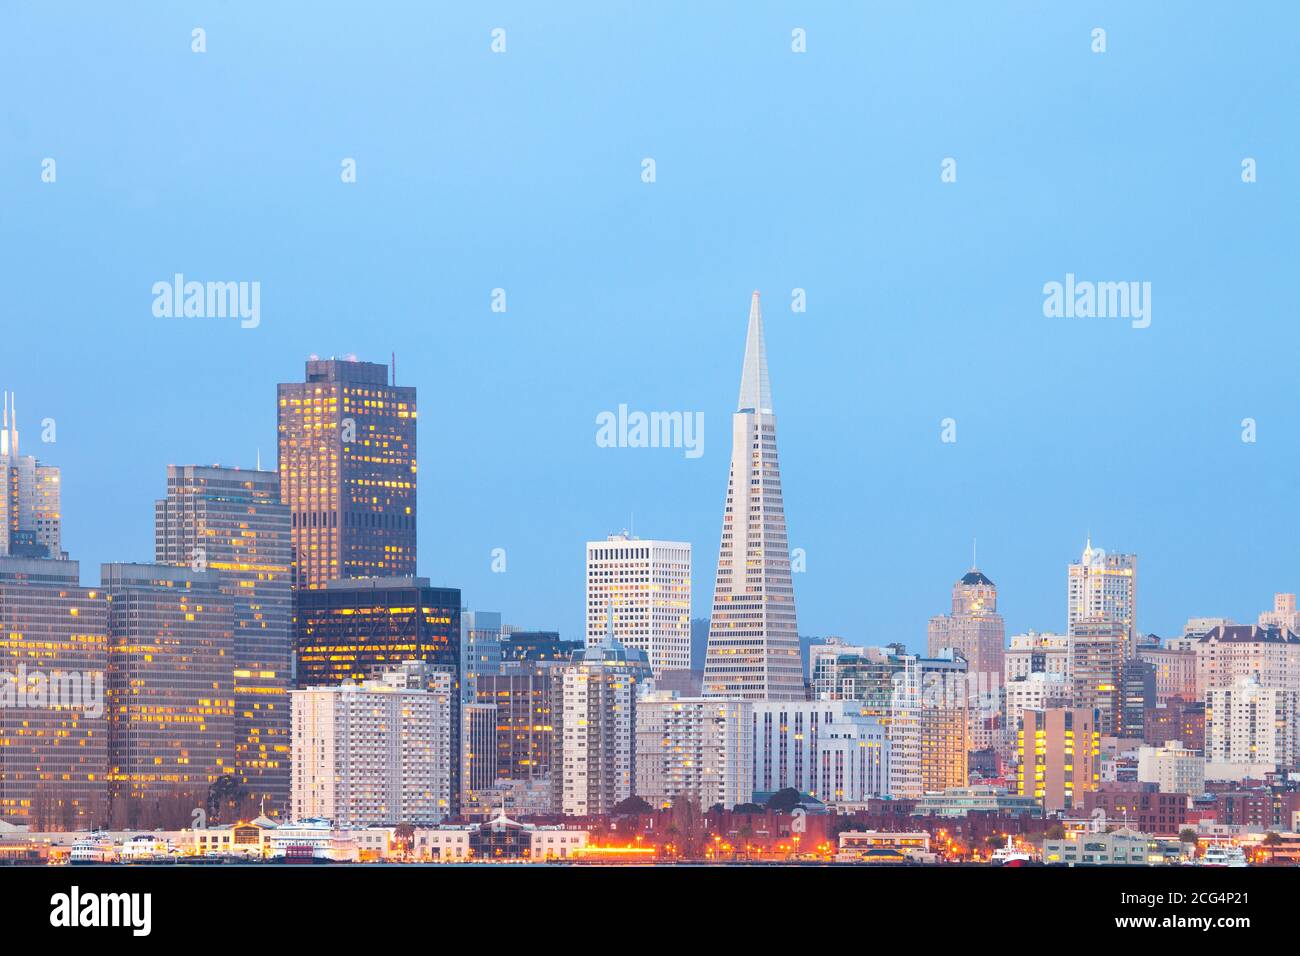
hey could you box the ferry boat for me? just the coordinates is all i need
[69,835,116,865]
[269,818,359,863]
[1197,844,1248,867]
[990,836,1032,866]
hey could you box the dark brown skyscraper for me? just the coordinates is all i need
[277,358,417,589]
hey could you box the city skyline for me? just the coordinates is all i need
[5,5,1297,652]
[2,1,1295,939]
[5,348,1300,653]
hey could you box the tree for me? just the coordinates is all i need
[670,795,704,858]
[613,795,653,815]
[1261,831,1282,863]
[1044,823,1066,841]
[732,802,764,815]
[1179,828,1198,844]
[765,787,801,814]
[393,823,416,860]
[207,775,244,826]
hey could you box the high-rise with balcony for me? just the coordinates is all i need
[552,634,647,816]
[637,693,754,810]
[703,293,802,701]
[290,661,453,826]
[277,358,416,589]
[1206,676,1300,779]
[155,465,293,813]
[0,392,62,560]
[585,532,691,678]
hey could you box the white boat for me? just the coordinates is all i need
[69,835,116,865]
[990,836,1032,866]
[119,834,173,862]
[1197,844,1248,867]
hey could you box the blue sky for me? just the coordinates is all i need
[2,2,1296,650]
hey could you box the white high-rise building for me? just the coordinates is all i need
[1004,631,1071,683]
[1194,624,1300,699]
[1206,676,1300,779]
[1004,673,1071,736]
[0,392,62,560]
[752,700,890,803]
[1136,741,1205,796]
[703,292,802,701]
[290,664,453,827]
[636,693,753,810]
[888,652,970,798]
[1067,538,1137,652]
[585,532,691,677]
[553,634,646,816]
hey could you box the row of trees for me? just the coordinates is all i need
[21,775,261,832]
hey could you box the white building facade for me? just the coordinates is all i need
[1195,625,1300,699]
[1136,741,1205,796]
[585,533,691,677]
[1004,631,1071,682]
[703,293,803,701]
[290,669,452,827]
[1206,676,1300,779]
[636,694,753,810]
[554,639,643,816]
[1067,539,1137,652]
[753,700,890,804]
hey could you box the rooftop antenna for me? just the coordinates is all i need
[391,351,396,386]
[4,391,17,457]
[256,448,262,471]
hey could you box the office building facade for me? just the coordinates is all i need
[277,358,416,588]
[154,464,292,812]
[585,533,691,678]
[0,558,107,828]
[102,563,235,821]
[703,293,803,700]
[752,699,890,803]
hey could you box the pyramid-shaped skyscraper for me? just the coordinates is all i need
[703,292,803,700]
